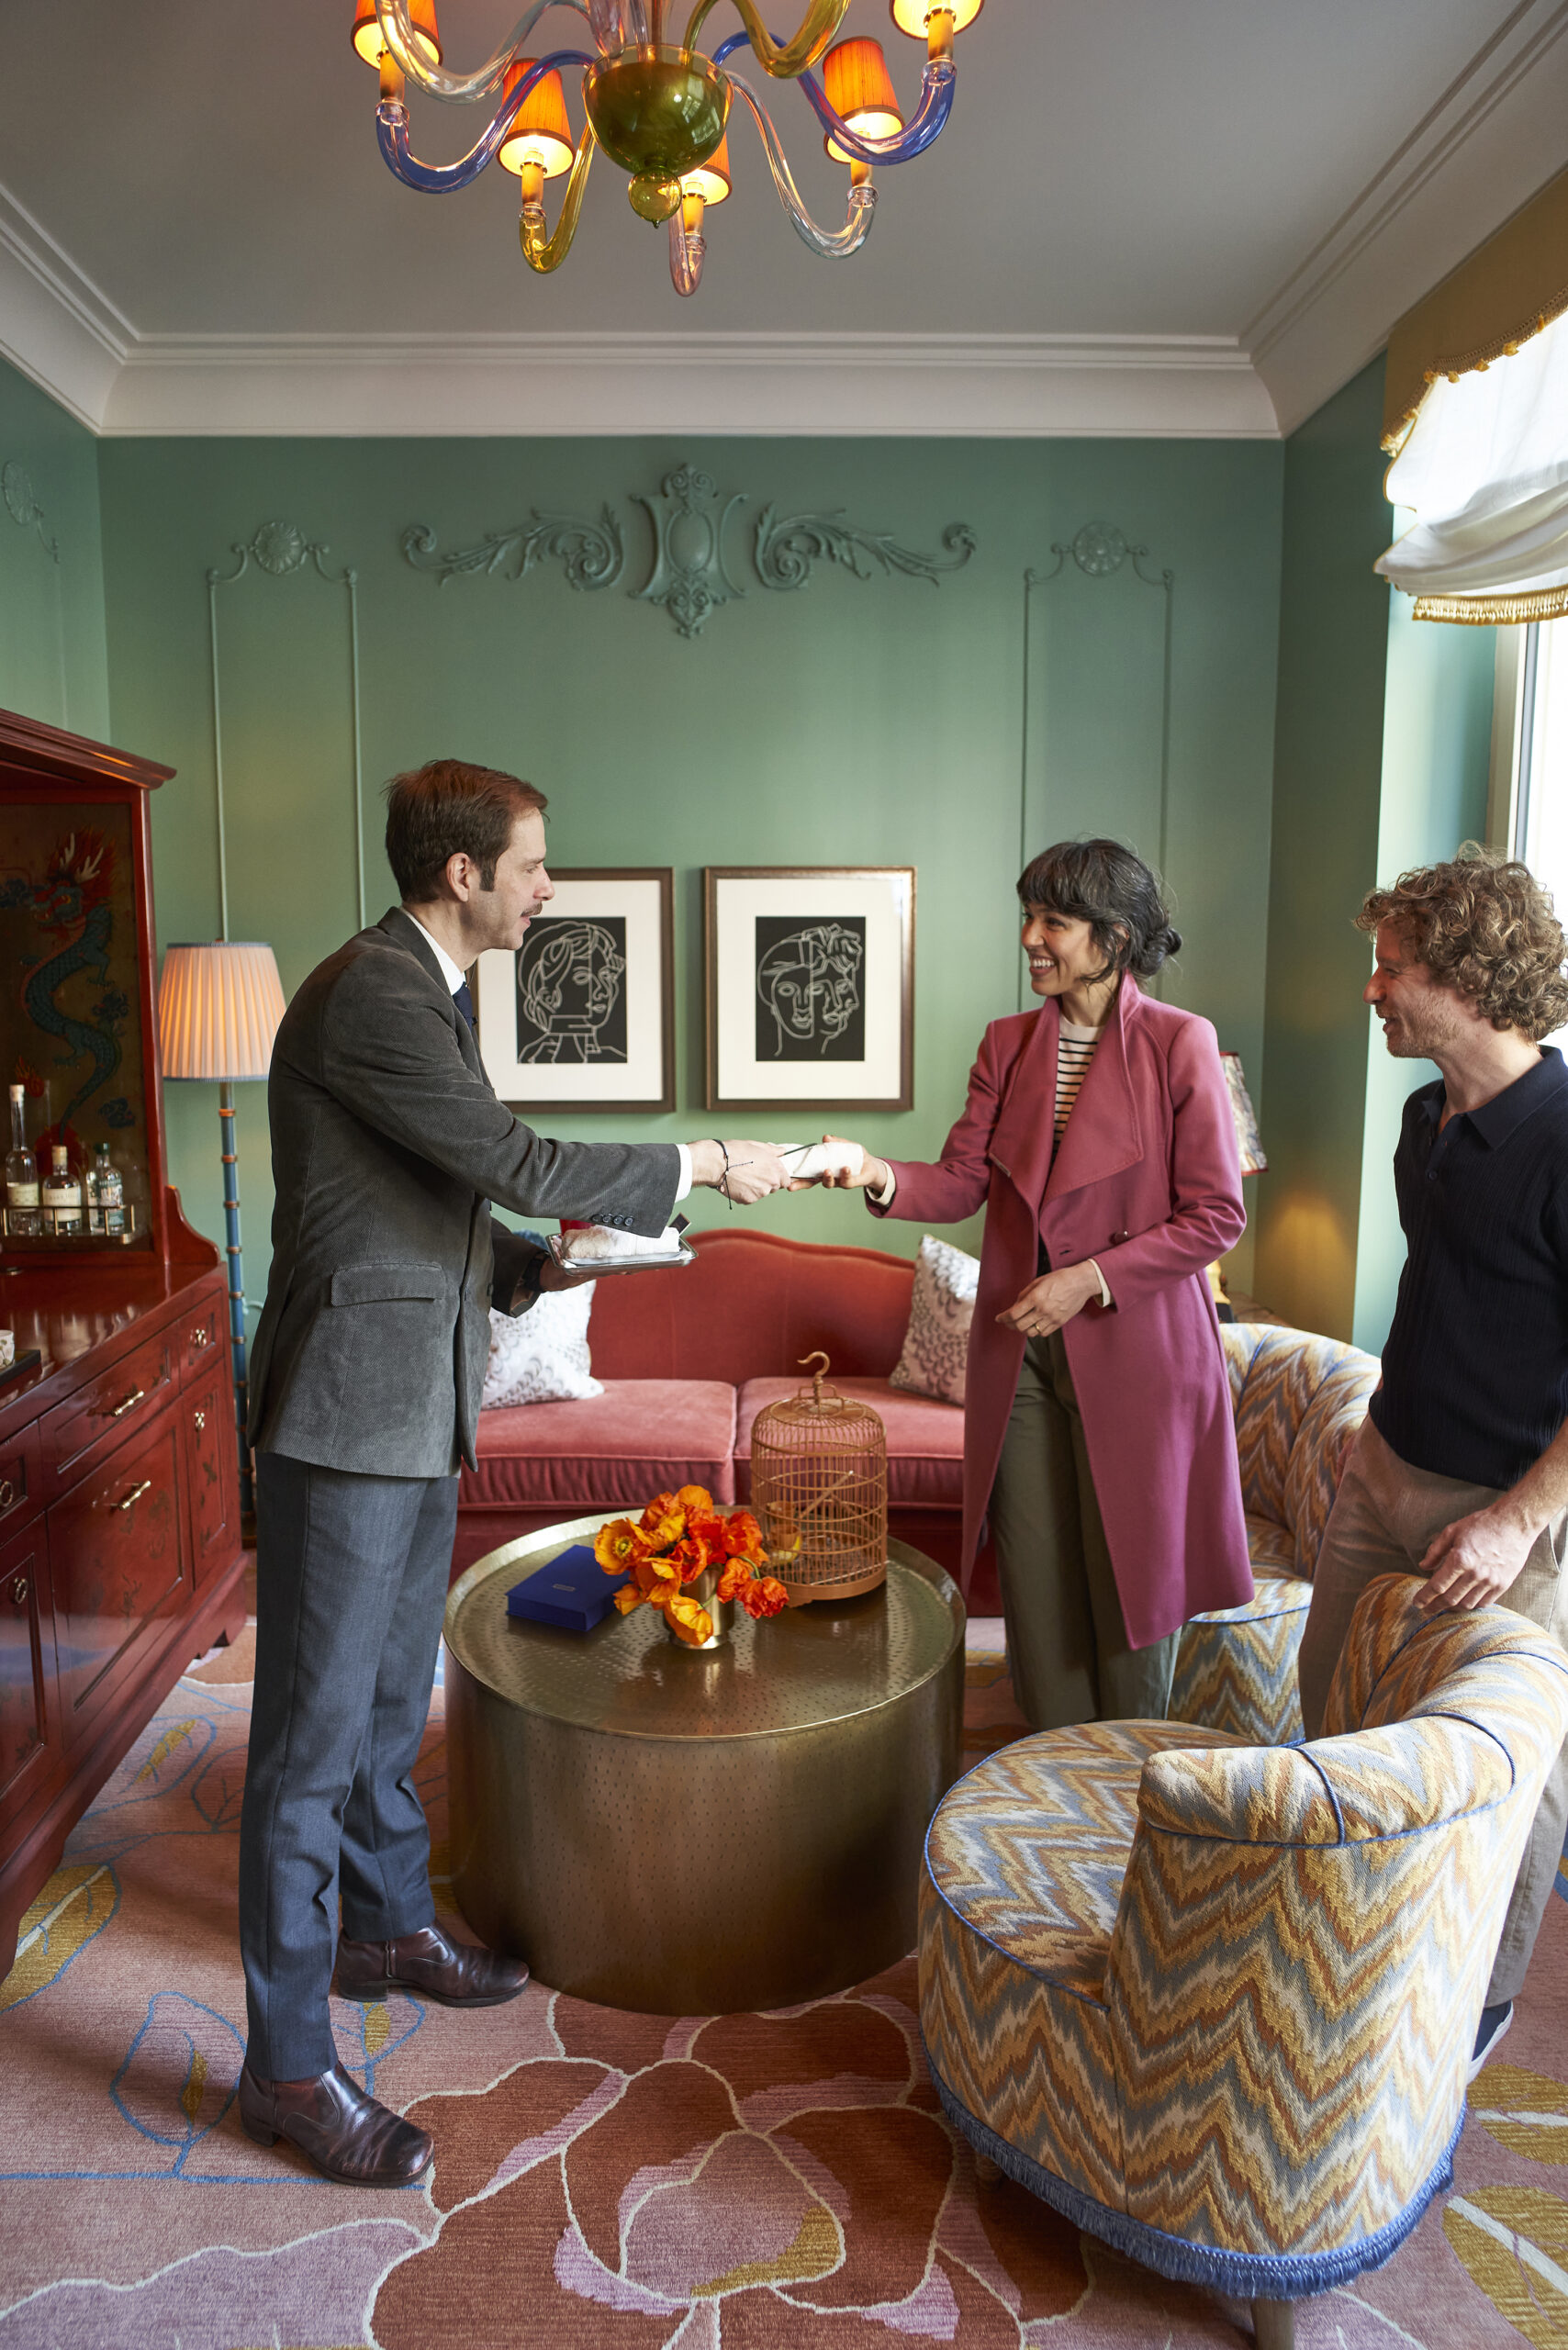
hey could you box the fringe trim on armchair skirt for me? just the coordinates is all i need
[924,2049,1463,2302]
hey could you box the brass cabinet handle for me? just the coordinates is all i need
[189,1326,210,1348]
[193,1409,206,1430]
[107,1478,153,1513]
[9,1574,26,1606]
[109,1387,146,1420]
[0,1477,14,1509]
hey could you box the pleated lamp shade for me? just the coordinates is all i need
[157,943,286,1081]
[1219,1051,1268,1177]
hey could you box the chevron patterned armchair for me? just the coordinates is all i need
[920,1572,1568,2349]
[1166,1320,1383,1744]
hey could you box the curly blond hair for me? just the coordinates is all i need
[1357,845,1568,1040]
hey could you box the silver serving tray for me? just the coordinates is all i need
[547,1233,696,1278]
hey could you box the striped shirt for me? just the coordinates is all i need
[1055,1020,1102,1139]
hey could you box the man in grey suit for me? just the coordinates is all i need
[237,758,789,2186]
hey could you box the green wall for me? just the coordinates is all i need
[1253,360,1394,1338]
[1255,358,1495,1347]
[1351,586,1494,1354]
[94,433,1286,1326]
[0,357,109,739]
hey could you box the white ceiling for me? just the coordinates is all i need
[1,0,1565,437]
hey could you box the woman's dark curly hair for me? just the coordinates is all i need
[1016,838,1182,985]
[1357,845,1568,1040]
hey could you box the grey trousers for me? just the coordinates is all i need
[988,1329,1178,1732]
[238,1450,459,2080]
[1297,1416,1568,2008]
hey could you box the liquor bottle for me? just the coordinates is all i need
[5,1085,40,1236]
[41,1143,83,1236]
[83,1150,100,1234]
[94,1141,125,1236]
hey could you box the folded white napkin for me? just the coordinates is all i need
[559,1225,686,1262]
[780,1140,865,1181]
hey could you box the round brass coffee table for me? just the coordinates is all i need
[442,1516,965,2014]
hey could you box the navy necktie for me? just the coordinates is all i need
[454,979,477,1033]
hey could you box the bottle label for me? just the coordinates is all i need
[6,1182,39,1206]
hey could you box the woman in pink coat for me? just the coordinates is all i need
[818,839,1251,1729]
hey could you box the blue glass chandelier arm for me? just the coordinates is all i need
[376,51,595,192]
[795,57,955,162]
[727,74,876,258]
[375,0,591,103]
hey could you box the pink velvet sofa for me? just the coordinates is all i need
[455,1225,1002,1609]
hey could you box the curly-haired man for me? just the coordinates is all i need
[1298,847,1568,2076]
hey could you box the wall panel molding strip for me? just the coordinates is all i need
[1018,524,1174,1009]
[206,523,366,942]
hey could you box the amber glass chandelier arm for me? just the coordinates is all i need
[375,0,590,103]
[682,0,850,78]
[728,73,875,257]
[520,125,598,272]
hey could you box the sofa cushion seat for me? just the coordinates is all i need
[466,1381,738,1511]
[734,1375,964,1510]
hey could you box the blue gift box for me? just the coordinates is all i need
[507,1542,627,1632]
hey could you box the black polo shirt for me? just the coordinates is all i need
[1371,1046,1568,1490]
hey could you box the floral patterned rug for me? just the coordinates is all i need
[1,1640,1564,2348]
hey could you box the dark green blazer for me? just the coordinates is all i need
[248,907,679,1477]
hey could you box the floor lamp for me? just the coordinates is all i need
[156,941,286,1518]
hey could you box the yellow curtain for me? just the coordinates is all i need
[1383,166,1568,455]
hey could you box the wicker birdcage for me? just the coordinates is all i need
[750,1351,889,1605]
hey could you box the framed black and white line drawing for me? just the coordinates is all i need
[704,867,914,1113]
[475,867,675,1113]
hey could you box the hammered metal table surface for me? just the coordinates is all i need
[442,1515,966,2014]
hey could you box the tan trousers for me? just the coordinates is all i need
[1297,1416,1568,2008]
[988,1329,1178,1733]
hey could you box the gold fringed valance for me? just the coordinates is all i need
[1414,585,1568,626]
[1383,166,1568,452]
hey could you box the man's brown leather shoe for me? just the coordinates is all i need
[335,1922,530,2008]
[238,2062,433,2187]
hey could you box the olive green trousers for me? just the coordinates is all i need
[987,1328,1178,1732]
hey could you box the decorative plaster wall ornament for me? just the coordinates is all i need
[1,462,59,562]
[404,465,978,637]
[355,1,981,300]
[755,507,975,590]
[401,510,623,592]
[207,523,366,936]
[632,465,746,638]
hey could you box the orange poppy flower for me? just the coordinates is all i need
[715,1558,755,1605]
[641,1508,686,1553]
[687,1510,729,1554]
[633,1553,681,1603]
[722,1509,766,1560]
[664,1593,714,1647]
[595,1517,652,1576]
[674,1483,714,1517]
[667,1534,715,1585]
[741,1576,790,1620]
[612,1584,645,1616]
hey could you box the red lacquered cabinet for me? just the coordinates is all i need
[0,712,247,1977]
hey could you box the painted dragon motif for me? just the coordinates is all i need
[0,830,133,1136]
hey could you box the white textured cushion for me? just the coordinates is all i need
[482,1282,602,1407]
[889,1235,980,1407]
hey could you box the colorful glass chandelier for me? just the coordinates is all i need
[353,0,982,297]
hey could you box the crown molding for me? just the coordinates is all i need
[0,184,129,430]
[1248,0,1568,433]
[91,330,1277,439]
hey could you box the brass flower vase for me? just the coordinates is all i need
[663,1564,734,1651]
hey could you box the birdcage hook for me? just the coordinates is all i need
[799,1350,831,1407]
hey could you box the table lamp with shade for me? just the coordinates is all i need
[156,941,286,1516]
